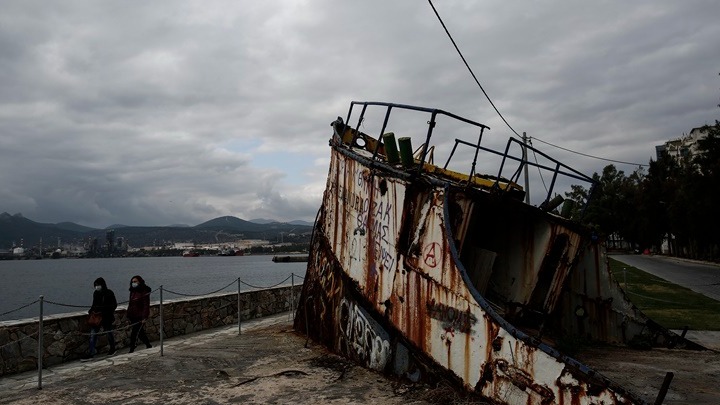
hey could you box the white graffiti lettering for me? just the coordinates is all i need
[338,298,392,371]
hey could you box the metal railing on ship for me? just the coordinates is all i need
[341,101,598,214]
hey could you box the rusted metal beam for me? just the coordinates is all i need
[653,372,674,405]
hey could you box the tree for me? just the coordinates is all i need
[566,165,643,242]
[686,123,720,258]
[560,83,720,260]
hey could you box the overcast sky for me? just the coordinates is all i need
[1,1,718,228]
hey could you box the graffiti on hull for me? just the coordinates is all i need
[338,298,391,371]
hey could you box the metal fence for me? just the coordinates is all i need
[0,273,305,389]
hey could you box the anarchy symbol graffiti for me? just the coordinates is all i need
[423,242,441,268]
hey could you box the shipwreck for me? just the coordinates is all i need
[294,101,702,404]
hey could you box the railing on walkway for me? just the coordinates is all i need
[0,273,305,389]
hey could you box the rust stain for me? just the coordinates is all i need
[294,108,682,405]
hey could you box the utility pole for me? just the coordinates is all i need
[523,132,530,204]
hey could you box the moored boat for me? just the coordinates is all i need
[294,101,703,404]
[182,250,200,257]
[272,255,308,263]
[218,247,235,256]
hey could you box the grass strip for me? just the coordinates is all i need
[609,257,720,331]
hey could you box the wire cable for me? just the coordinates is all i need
[240,275,292,290]
[44,300,90,309]
[428,0,650,169]
[531,136,647,167]
[428,0,521,139]
[163,279,238,298]
[71,319,145,336]
[2,276,304,321]
[0,300,40,317]
[0,331,39,350]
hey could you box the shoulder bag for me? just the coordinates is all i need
[88,311,103,327]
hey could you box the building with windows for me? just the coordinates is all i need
[656,126,710,161]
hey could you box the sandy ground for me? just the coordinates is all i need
[0,314,483,405]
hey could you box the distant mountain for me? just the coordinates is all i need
[288,220,314,227]
[0,213,313,249]
[249,218,277,224]
[54,222,99,233]
[0,212,88,248]
[195,216,266,232]
[106,224,130,229]
[251,218,314,227]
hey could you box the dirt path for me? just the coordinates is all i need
[576,346,720,404]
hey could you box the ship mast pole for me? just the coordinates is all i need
[523,132,530,204]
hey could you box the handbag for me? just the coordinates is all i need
[88,311,103,327]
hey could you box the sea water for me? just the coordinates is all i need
[0,255,307,322]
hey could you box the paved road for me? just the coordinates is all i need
[609,253,720,301]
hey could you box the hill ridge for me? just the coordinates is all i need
[0,213,313,249]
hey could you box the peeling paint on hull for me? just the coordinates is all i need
[295,102,701,405]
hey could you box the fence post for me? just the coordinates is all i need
[37,295,44,390]
[237,278,242,335]
[623,267,627,290]
[290,273,295,321]
[159,286,164,357]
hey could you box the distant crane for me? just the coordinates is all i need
[279,228,296,243]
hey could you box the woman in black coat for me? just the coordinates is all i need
[127,275,152,353]
[82,277,117,360]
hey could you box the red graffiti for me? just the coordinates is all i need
[423,242,441,268]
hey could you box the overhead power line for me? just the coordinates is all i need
[531,136,647,167]
[427,0,650,168]
[427,0,521,139]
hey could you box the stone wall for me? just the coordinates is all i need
[0,285,302,377]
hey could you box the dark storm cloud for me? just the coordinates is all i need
[0,1,718,228]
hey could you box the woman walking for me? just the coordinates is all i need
[82,277,117,361]
[127,275,153,353]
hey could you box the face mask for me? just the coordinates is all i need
[131,282,139,288]
[95,285,102,291]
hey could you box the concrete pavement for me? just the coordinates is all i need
[0,312,453,405]
[0,313,289,393]
[610,253,720,301]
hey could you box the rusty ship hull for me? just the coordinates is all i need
[294,102,699,405]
